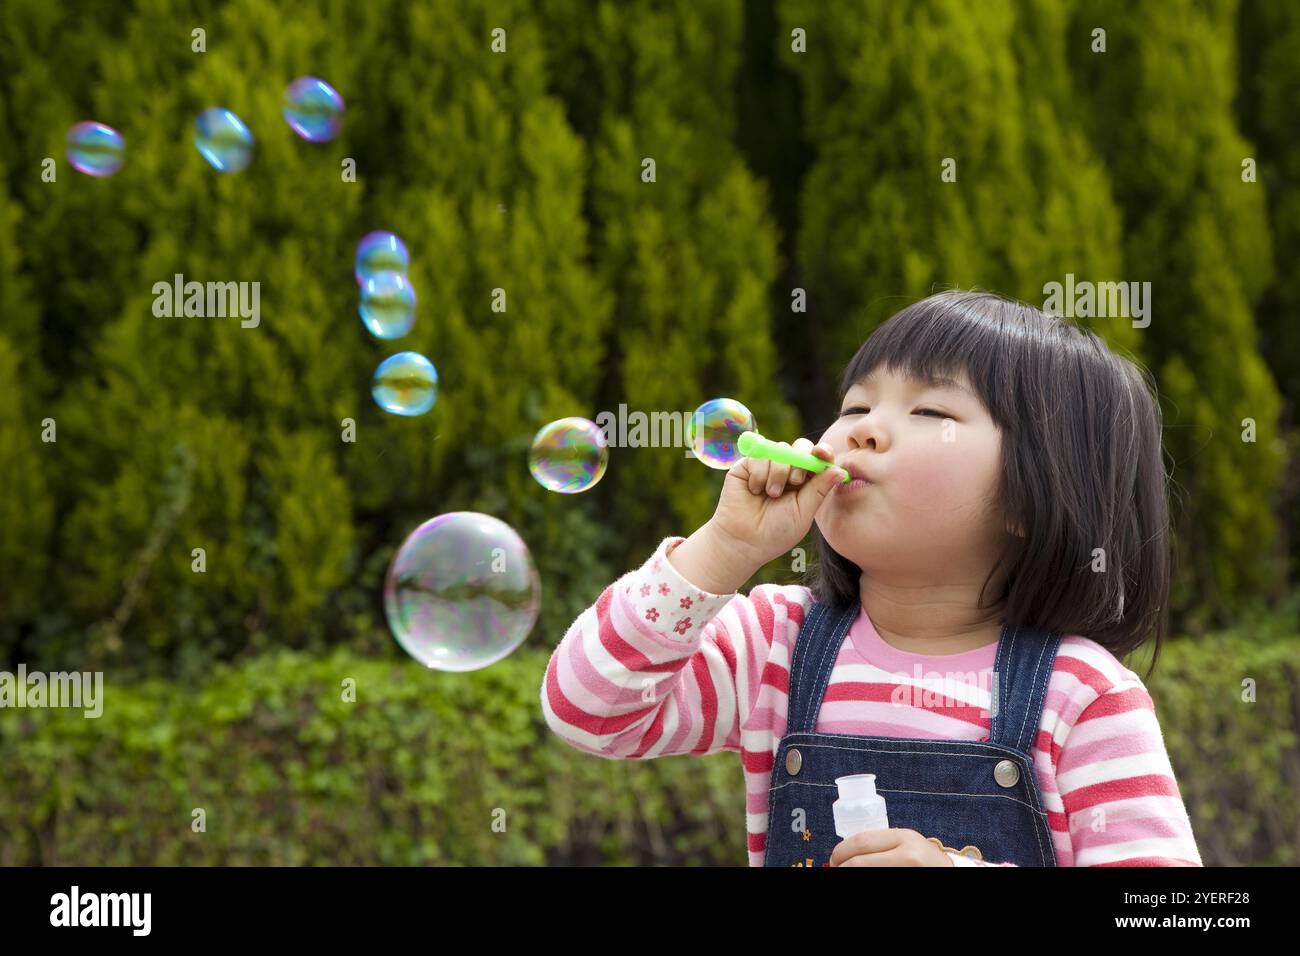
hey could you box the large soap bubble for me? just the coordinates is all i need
[384,512,541,671]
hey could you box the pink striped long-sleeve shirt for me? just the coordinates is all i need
[541,536,1203,867]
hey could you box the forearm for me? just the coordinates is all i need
[667,521,763,595]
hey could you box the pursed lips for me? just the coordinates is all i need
[838,461,873,483]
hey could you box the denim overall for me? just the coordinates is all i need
[765,598,1061,867]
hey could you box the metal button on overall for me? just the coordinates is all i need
[785,748,802,776]
[994,759,1020,788]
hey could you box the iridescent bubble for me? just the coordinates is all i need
[359,270,416,339]
[688,398,756,469]
[372,351,437,416]
[384,512,541,671]
[282,76,345,143]
[66,121,125,177]
[194,107,254,173]
[355,231,410,285]
[528,417,608,494]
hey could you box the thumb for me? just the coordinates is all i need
[796,463,847,511]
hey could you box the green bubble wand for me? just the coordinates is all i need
[735,431,851,483]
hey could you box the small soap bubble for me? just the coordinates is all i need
[355,231,410,285]
[359,270,416,339]
[282,76,345,143]
[688,398,756,469]
[528,417,609,494]
[66,121,125,177]
[372,351,437,416]
[194,108,254,173]
[384,512,541,671]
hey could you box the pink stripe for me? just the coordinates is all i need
[543,642,608,737]
[1059,726,1164,770]
[1095,857,1200,867]
[563,611,628,709]
[823,681,993,731]
[688,653,718,754]
[746,703,786,734]
[661,671,698,755]
[1079,814,1194,844]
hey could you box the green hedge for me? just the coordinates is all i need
[1141,605,1300,867]
[0,645,745,866]
[3,612,1297,865]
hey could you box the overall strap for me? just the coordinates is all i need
[987,623,1064,754]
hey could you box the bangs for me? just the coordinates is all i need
[835,290,1050,432]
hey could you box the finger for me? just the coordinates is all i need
[766,443,793,497]
[837,830,911,868]
[840,849,906,867]
[746,456,771,496]
[789,438,814,485]
[832,828,895,866]
[806,441,836,481]
[830,830,871,866]
[796,460,848,512]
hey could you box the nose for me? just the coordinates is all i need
[847,412,885,452]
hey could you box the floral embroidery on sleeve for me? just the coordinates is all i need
[624,536,736,642]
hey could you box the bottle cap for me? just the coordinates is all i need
[836,773,879,802]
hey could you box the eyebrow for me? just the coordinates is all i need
[852,371,975,399]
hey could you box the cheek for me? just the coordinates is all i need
[892,437,998,516]
[894,448,962,502]
[817,422,1001,523]
[818,421,848,448]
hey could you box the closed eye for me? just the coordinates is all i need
[841,406,948,418]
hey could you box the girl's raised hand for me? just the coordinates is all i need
[706,437,847,570]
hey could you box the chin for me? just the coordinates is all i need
[817,524,868,567]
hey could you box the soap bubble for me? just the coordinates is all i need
[372,351,437,416]
[66,121,124,177]
[355,231,410,285]
[528,417,609,494]
[688,398,756,469]
[384,512,541,671]
[194,107,254,173]
[282,76,344,143]
[359,270,416,339]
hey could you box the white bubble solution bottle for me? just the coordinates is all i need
[833,773,890,838]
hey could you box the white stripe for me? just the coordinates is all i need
[1057,752,1176,793]
[1064,794,1196,834]
[1075,835,1201,866]
[1059,706,1161,749]
[1055,638,1134,687]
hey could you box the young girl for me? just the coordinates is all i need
[541,289,1202,868]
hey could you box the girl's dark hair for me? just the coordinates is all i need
[803,289,1172,680]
